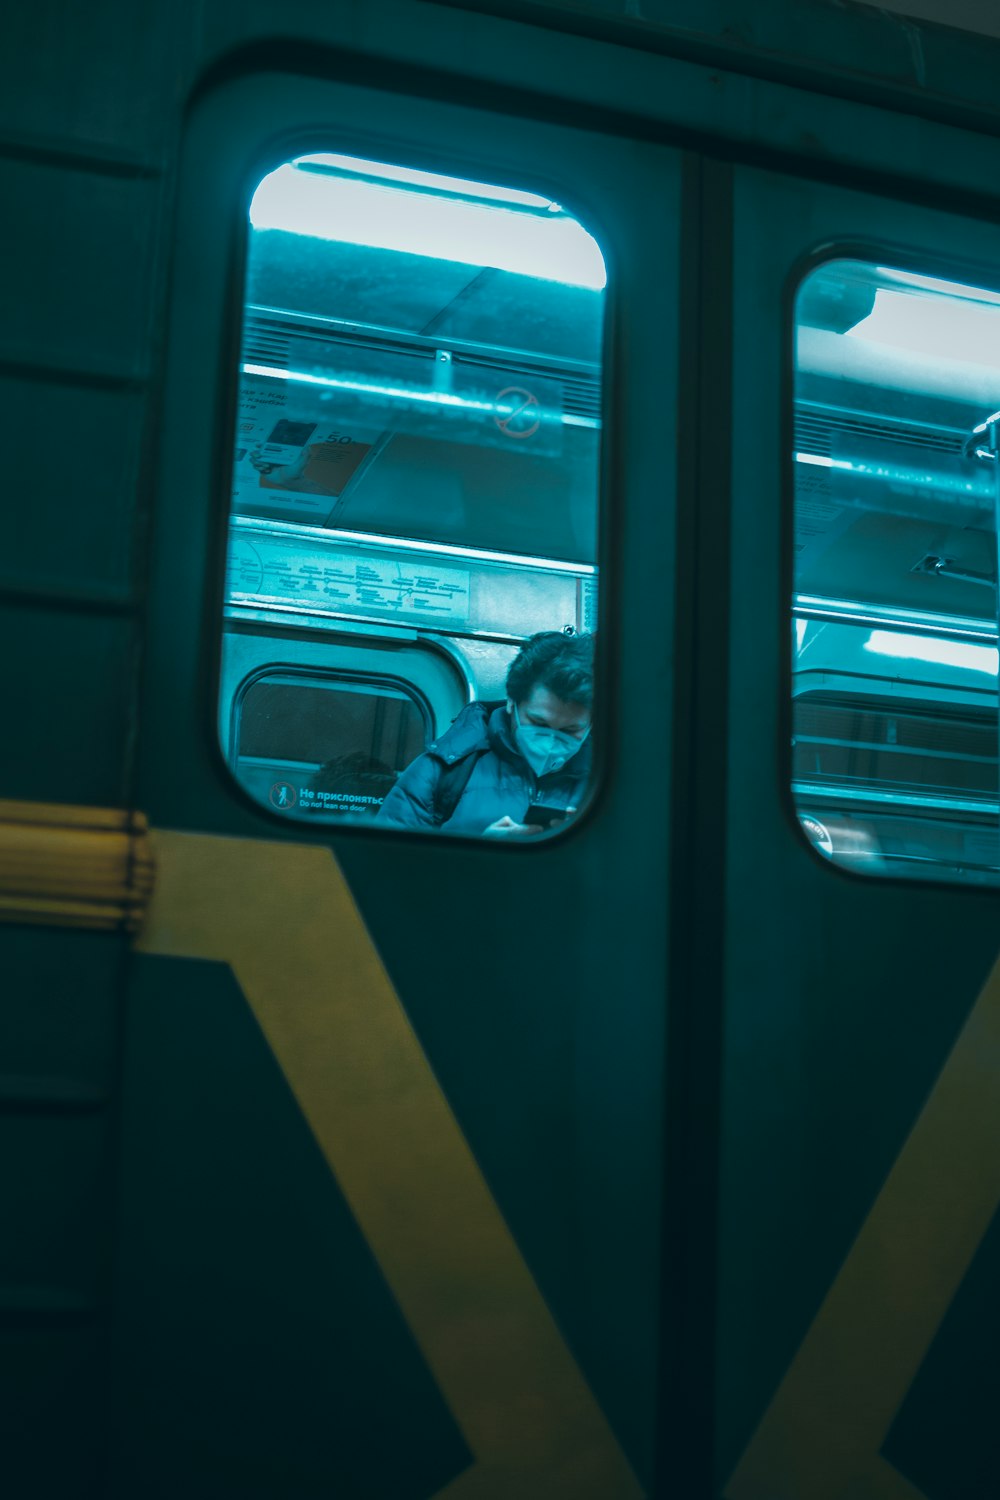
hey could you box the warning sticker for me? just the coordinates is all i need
[794,464,855,572]
[231,380,375,523]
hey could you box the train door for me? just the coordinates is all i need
[111,68,680,1500]
[718,169,1000,1498]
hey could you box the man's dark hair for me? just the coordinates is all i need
[506,631,595,709]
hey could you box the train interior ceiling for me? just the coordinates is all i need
[219,158,999,877]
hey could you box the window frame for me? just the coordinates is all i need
[215,128,613,842]
[234,660,431,758]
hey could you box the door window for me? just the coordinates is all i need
[221,151,606,838]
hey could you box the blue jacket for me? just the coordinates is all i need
[375,702,591,835]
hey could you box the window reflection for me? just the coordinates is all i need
[793,260,1000,884]
[234,674,428,820]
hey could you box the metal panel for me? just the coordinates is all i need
[719,162,1000,1495]
[0,0,189,157]
[0,1114,109,1305]
[0,1326,109,1500]
[0,606,135,805]
[0,927,123,1084]
[0,377,145,598]
[0,158,159,380]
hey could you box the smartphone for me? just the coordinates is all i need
[527,802,572,830]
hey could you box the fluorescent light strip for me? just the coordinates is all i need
[863,629,999,675]
[875,267,1000,305]
[795,452,855,470]
[232,516,598,575]
[793,780,1000,816]
[250,164,606,290]
[244,361,493,411]
[241,362,600,429]
[795,596,998,643]
[846,288,1000,367]
[296,154,556,211]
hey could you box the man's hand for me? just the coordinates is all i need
[483,815,544,838]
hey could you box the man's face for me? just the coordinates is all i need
[510,684,591,739]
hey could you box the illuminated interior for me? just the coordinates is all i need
[793,259,1000,882]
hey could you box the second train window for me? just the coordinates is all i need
[792,259,1000,885]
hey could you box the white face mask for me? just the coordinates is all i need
[512,706,589,777]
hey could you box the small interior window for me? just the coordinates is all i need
[234,673,429,818]
[792,260,1000,884]
[220,151,606,836]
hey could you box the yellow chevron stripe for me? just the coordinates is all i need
[726,946,1000,1500]
[135,829,642,1499]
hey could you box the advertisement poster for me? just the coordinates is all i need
[232,378,375,523]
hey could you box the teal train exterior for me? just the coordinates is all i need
[3,3,1000,1497]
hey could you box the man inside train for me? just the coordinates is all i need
[375,630,593,837]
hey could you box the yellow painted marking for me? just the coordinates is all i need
[726,947,1000,1500]
[136,830,642,1499]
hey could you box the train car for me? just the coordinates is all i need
[3,1,1000,1496]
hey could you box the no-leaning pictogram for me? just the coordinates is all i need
[495,386,541,439]
[269,781,298,809]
